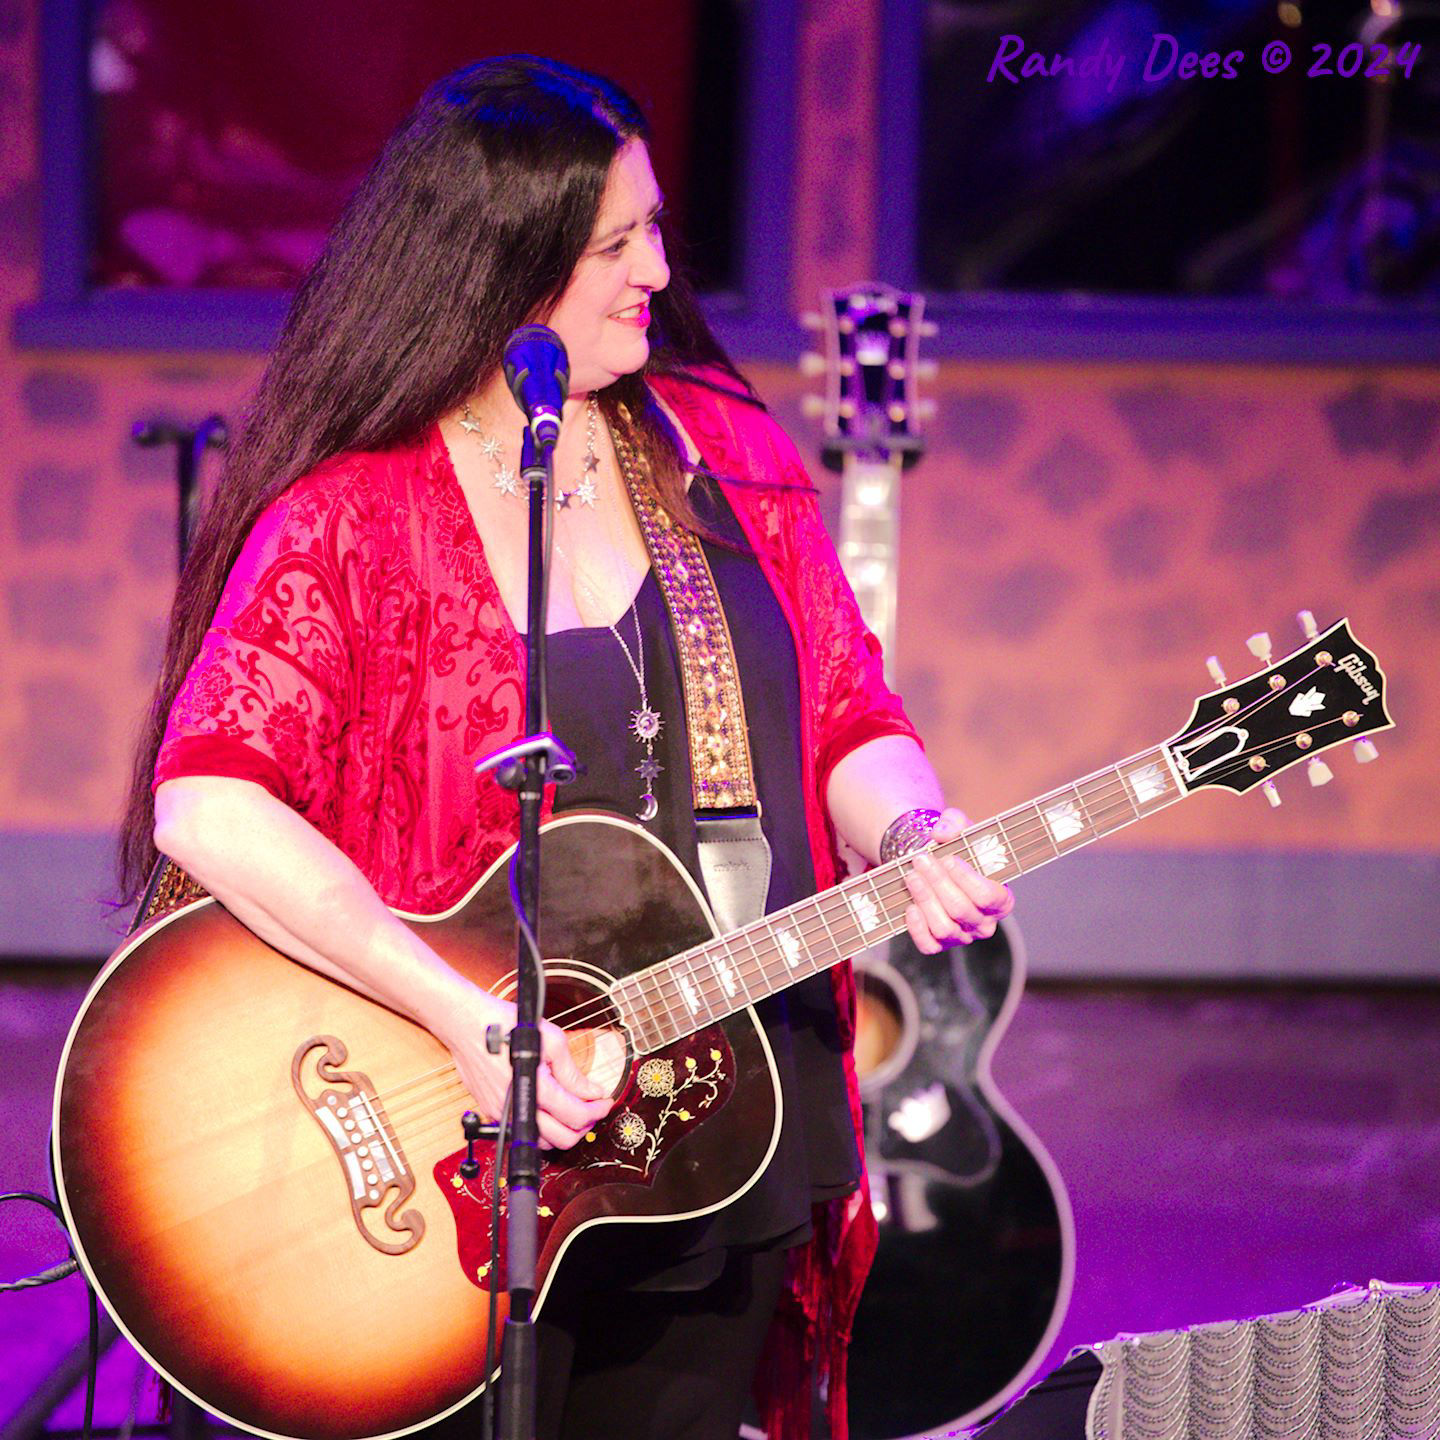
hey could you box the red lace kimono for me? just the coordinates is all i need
[155,371,921,1440]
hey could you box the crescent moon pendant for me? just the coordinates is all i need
[637,793,659,822]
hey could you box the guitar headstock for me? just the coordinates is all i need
[1166,616,1393,798]
[801,283,934,472]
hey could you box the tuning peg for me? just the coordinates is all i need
[1307,757,1333,786]
[1206,656,1227,686]
[1262,780,1282,808]
[915,399,938,422]
[1297,609,1319,641]
[800,394,826,419]
[799,351,826,377]
[801,311,824,331]
[1247,632,1273,665]
[916,360,939,381]
[1353,738,1379,764]
[918,320,939,338]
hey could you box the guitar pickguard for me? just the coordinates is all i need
[434,1026,734,1291]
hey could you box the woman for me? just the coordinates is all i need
[118,55,1012,1440]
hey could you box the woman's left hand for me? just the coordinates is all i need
[900,807,1014,953]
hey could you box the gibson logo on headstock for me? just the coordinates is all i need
[1336,653,1380,704]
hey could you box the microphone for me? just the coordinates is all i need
[502,325,570,452]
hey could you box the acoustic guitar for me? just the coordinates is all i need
[53,621,1389,1440]
[801,282,1076,1437]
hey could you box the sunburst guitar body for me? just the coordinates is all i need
[54,815,777,1440]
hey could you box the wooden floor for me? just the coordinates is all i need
[3,967,1439,1438]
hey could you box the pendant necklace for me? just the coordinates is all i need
[555,539,664,823]
[459,394,601,508]
[607,600,664,822]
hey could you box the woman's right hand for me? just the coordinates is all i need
[153,779,616,1150]
[437,986,617,1151]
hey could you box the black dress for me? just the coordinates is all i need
[541,476,860,1289]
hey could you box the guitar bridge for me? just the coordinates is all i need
[292,1035,425,1256]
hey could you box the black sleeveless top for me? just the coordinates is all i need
[541,477,860,1290]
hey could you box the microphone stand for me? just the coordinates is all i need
[130,414,228,567]
[474,424,576,1440]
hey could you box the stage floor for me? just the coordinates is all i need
[3,968,1438,1438]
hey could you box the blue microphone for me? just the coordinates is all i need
[502,324,570,452]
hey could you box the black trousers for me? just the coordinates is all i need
[424,1245,789,1440]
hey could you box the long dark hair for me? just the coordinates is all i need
[117,53,751,903]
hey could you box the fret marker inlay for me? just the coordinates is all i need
[971,832,1009,876]
[777,927,802,969]
[849,891,881,934]
[1044,800,1084,843]
[679,976,700,1016]
[714,957,738,998]
[1127,764,1165,804]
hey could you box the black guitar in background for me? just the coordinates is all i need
[800,286,1075,1438]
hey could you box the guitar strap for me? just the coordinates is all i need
[130,856,207,933]
[613,408,772,935]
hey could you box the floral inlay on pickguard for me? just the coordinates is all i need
[433,1027,734,1292]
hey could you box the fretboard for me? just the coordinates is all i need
[611,746,1184,1053]
[838,455,902,662]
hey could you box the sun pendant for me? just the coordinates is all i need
[631,708,662,743]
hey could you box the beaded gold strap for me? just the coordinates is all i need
[612,413,757,812]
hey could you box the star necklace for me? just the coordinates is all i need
[459,394,601,509]
[554,536,664,823]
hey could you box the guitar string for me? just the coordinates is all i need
[312,755,1163,1147]
[602,653,1362,1035]
[279,662,1374,1181]
[372,672,1357,1119]
[599,651,1355,1045]
[375,723,1343,1132]
[376,721,1351,1154]
[376,757,1166,1115]
[375,736,1309,1134]
[376,769,1199,1131]
[377,773,1149,1125]
[383,653,1336,1100]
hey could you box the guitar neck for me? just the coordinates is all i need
[837,455,903,663]
[613,744,1184,1052]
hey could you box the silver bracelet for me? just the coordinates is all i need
[879,807,942,863]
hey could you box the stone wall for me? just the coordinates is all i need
[2,0,1436,965]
